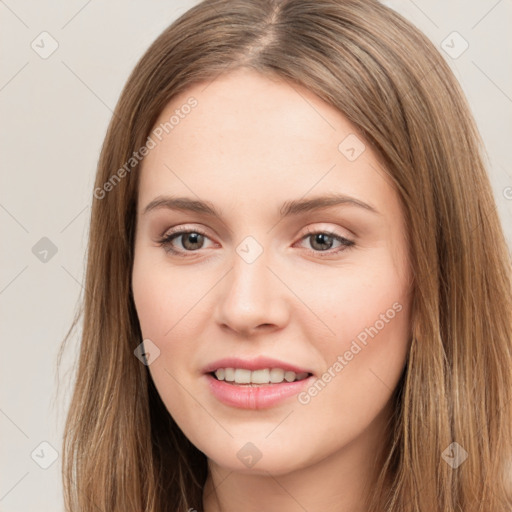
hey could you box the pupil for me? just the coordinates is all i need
[312,233,333,251]
[184,233,203,249]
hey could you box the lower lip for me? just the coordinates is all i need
[205,373,313,410]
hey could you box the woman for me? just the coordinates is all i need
[58,0,512,510]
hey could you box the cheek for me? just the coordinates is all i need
[132,257,201,420]
[299,257,411,424]
[131,279,162,335]
[131,251,209,381]
[132,252,201,338]
[304,247,410,345]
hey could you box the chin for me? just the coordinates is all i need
[196,433,317,476]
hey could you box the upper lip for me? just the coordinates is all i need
[202,356,313,375]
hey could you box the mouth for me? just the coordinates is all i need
[208,368,313,386]
[205,367,315,409]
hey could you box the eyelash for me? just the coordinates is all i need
[156,226,355,258]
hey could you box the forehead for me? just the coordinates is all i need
[138,67,398,221]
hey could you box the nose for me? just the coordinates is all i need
[213,251,290,337]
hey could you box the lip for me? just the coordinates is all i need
[205,373,314,410]
[202,356,312,375]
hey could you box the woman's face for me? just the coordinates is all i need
[132,68,413,475]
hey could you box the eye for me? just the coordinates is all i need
[157,227,216,256]
[296,228,355,256]
[157,226,355,257]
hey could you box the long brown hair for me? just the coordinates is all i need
[57,0,512,510]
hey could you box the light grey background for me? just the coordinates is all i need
[1,1,511,510]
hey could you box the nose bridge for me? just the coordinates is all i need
[214,240,288,333]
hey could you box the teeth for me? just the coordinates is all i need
[251,369,270,384]
[270,368,284,383]
[234,369,251,383]
[213,368,310,384]
[284,371,296,382]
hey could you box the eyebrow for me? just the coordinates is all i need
[142,193,380,218]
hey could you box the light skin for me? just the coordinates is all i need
[132,68,413,512]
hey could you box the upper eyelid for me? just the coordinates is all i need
[160,222,356,238]
[160,222,354,239]
[160,225,211,241]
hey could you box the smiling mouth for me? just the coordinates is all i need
[209,368,313,385]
